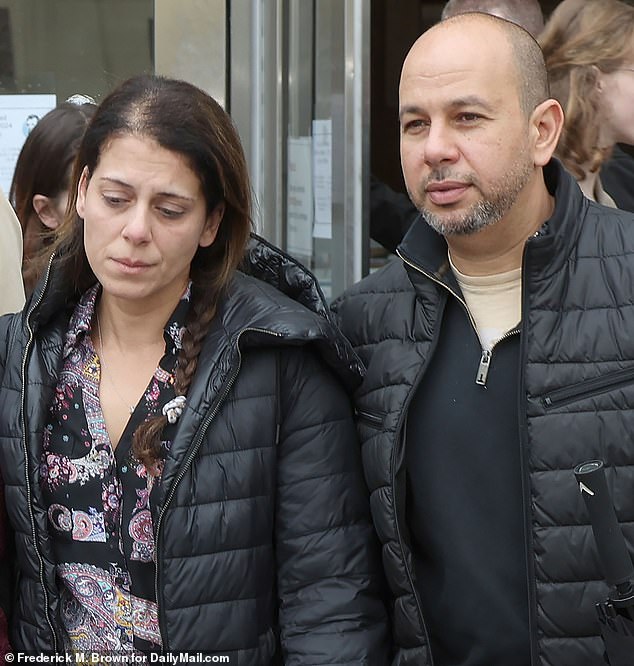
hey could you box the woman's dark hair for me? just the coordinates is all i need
[46,74,253,471]
[9,100,96,293]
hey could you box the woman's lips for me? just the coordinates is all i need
[112,258,153,274]
[426,182,470,206]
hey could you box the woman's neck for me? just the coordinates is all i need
[577,169,600,202]
[577,168,617,208]
[96,294,176,351]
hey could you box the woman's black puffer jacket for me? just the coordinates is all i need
[0,235,390,664]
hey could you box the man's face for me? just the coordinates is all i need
[399,21,535,237]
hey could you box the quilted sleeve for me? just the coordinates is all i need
[275,348,391,665]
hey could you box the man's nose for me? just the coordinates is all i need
[423,122,460,167]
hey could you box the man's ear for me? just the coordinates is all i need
[530,98,565,167]
[32,194,62,230]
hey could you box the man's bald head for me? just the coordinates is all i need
[441,0,545,38]
[399,13,562,241]
[408,13,549,118]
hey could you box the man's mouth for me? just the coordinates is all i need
[425,181,471,206]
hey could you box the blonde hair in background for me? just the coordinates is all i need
[539,0,634,179]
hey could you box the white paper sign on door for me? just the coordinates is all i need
[0,94,57,194]
[312,118,332,239]
[287,136,314,259]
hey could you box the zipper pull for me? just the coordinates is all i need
[476,349,492,386]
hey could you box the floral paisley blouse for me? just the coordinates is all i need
[41,283,189,655]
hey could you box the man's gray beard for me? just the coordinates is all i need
[419,158,533,237]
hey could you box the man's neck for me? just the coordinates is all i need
[447,174,554,276]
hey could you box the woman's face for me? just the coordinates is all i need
[77,133,223,311]
[599,62,634,147]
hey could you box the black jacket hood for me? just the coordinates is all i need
[23,233,364,392]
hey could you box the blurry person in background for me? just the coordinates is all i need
[0,74,389,662]
[0,186,25,315]
[0,185,22,664]
[10,95,96,294]
[600,143,634,211]
[540,0,634,210]
[1,96,94,664]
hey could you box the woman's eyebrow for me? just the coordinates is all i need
[98,177,196,202]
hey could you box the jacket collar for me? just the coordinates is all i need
[522,159,588,279]
[26,234,363,389]
[396,159,587,287]
[242,233,334,320]
[23,252,71,332]
[153,237,365,506]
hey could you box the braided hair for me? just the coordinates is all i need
[43,74,253,470]
[133,281,220,471]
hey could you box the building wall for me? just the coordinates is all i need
[0,0,152,101]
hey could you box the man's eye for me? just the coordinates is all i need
[403,119,428,133]
[458,113,480,123]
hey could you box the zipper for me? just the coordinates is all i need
[20,253,58,651]
[397,244,530,662]
[386,259,443,664]
[392,415,435,666]
[541,366,634,409]
[476,327,521,386]
[518,243,538,666]
[475,350,492,385]
[153,327,282,650]
[397,249,519,387]
[355,408,384,428]
[398,249,475,328]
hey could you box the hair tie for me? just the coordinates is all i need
[65,93,96,106]
[162,395,186,424]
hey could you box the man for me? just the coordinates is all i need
[333,13,634,666]
[370,0,634,255]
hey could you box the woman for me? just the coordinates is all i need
[0,185,25,315]
[9,96,96,294]
[539,0,634,207]
[0,75,388,663]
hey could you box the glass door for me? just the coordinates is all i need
[230,0,370,300]
[0,0,153,193]
[0,0,370,298]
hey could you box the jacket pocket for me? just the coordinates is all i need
[355,408,385,429]
[540,366,634,409]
